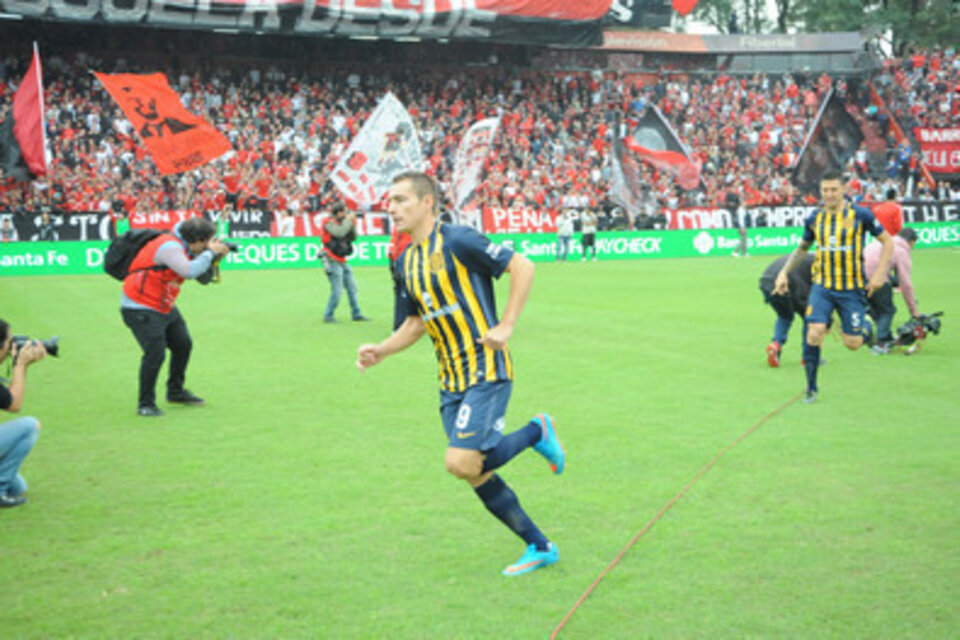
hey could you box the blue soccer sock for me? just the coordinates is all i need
[481,421,541,473]
[802,341,820,393]
[474,474,549,551]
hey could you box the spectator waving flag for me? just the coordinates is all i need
[0,43,47,181]
[623,105,701,190]
[332,92,423,208]
[450,117,500,227]
[793,88,865,195]
[93,72,232,175]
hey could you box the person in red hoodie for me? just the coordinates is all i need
[120,218,230,417]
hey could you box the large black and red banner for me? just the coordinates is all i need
[0,44,46,182]
[94,72,232,175]
[0,0,611,46]
[3,201,956,241]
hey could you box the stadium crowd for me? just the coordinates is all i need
[1,41,957,231]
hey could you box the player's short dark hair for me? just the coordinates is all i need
[392,171,439,212]
[179,217,217,243]
[886,187,897,200]
[821,168,844,183]
[898,227,918,243]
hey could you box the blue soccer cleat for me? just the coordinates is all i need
[502,543,559,577]
[532,413,565,475]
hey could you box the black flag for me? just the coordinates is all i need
[793,89,864,195]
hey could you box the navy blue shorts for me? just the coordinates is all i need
[440,381,512,451]
[806,284,868,335]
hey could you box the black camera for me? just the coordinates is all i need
[224,241,239,253]
[11,335,59,364]
[895,312,943,348]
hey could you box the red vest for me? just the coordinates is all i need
[122,234,184,313]
[321,216,349,264]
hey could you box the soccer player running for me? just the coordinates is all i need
[774,169,894,403]
[356,171,565,577]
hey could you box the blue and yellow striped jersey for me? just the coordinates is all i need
[397,221,515,393]
[802,202,886,291]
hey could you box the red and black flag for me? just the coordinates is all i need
[609,134,645,219]
[0,43,47,182]
[94,72,232,175]
[793,88,865,195]
[622,105,701,190]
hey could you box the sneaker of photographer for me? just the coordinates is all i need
[871,342,892,356]
[167,390,205,406]
[0,493,27,508]
[137,405,165,417]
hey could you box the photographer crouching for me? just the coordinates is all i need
[120,218,231,417]
[0,320,48,508]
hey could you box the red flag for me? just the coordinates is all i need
[0,43,47,180]
[672,0,700,16]
[623,106,701,190]
[94,72,232,175]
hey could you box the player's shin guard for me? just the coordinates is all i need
[802,341,820,393]
[474,474,549,551]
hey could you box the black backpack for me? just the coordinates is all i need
[324,226,357,258]
[104,229,165,280]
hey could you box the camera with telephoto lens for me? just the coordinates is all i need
[895,312,943,347]
[11,335,59,364]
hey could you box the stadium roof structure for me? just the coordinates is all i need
[598,30,864,55]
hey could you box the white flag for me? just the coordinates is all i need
[450,117,500,220]
[331,92,423,207]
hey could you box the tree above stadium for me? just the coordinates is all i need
[685,0,956,53]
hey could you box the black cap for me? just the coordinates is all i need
[897,227,918,243]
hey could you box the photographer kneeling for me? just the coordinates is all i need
[121,218,230,417]
[0,319,46,508]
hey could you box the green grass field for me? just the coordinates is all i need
[2,249,958,639]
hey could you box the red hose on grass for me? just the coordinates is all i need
[550,392,803,639]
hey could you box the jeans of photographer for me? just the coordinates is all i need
[0,416,39,497]
[323,257,363,321]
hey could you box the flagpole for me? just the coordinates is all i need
[32,41,48,176]
[650,103,694,161]
[794,87,833,169]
